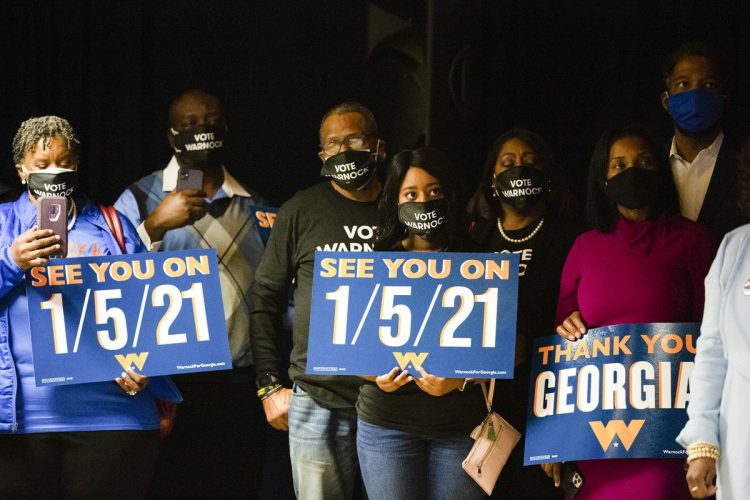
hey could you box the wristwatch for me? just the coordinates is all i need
[255,372,280,390]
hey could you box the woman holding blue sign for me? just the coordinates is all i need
[356,147,487,499]
[550,127,716,499]
[0,116,180,498]
[677,139,750,499]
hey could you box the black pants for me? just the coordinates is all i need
[147,368,267,499]
[0,429,159,500]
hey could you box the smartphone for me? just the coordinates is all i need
[176,168,204,191]
[37,196,68,258]
[560,462,584,499]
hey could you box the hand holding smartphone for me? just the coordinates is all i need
[560,462,584,499]
[37,196,68,258]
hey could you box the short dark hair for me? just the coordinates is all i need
[586,126,679,233]
[320,102,378,138]
[375,147,466,250]
[662,41,730,89]
[467,128,556,220]
[168,89,224,128]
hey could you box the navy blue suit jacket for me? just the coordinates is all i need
[697,139,748,239]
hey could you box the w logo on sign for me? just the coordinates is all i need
[589,419,645,451]
[393,352,429,370]
[114,352,149,371]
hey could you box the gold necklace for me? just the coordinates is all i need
[496,217,544,244]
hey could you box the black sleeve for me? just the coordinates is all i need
[249,202,295,378]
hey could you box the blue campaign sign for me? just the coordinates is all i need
[523,323,697,465]
[25,249,231,386]
[307,251,519,378]
[251,205,278,245]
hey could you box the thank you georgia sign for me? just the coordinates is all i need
[524,323,697,465]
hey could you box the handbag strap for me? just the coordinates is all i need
[480,379,496,413]
[99,205,126,253]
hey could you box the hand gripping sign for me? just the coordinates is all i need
[26,249,231,386]
[307,251,519,378]
[523,323,698,465]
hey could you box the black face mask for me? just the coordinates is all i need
[398,199,449,241]
[320,150,378,191]
[493,166,547,210]
[24,167,78,198]
[605,167,661,210]
[171,124,227,169]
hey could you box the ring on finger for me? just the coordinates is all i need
[127,390,137,396]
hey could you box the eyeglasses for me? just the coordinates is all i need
[320,133,373,156]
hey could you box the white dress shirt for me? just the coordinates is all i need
[117,156,251,250]
[669,132,724,221]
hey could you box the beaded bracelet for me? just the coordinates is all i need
[686,442,720,464]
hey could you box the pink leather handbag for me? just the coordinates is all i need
[462,379,521,495]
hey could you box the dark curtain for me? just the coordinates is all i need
[0,1,368,205]
[1,0,748,210]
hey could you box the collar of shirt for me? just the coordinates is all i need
[669,131,724,166]
[162,156,251,200]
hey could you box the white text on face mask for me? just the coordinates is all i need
[502,186,542,198]
[405,209,444,230]
[332,167,369,181]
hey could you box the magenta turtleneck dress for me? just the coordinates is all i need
[555,214,716,500]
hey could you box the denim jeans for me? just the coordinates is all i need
[288,384,359,500]
[357,419,486,500]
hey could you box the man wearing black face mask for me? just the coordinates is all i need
[115,89,268,499]
[661,41,747,238]
[250,102,384,500]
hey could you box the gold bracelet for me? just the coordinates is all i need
[686,442,720,464]
[259,384,283,401]
[256,383,282,398]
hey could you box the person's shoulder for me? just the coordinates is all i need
[572,227,602,244]
[0,199,15,220]
[667,215,714,238]
[279,182,332,209]
[0,194,23,218]
[721,222,750,248]
[131,169,163,186]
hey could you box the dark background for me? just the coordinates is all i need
[1,0,748,207]
[0,2,747,497]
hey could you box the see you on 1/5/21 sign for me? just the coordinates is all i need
[307,251,519,378]
[26,249,231,386]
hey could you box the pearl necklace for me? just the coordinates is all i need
[496,217,544,244]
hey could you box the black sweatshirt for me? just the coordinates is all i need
[249,182,379,408]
